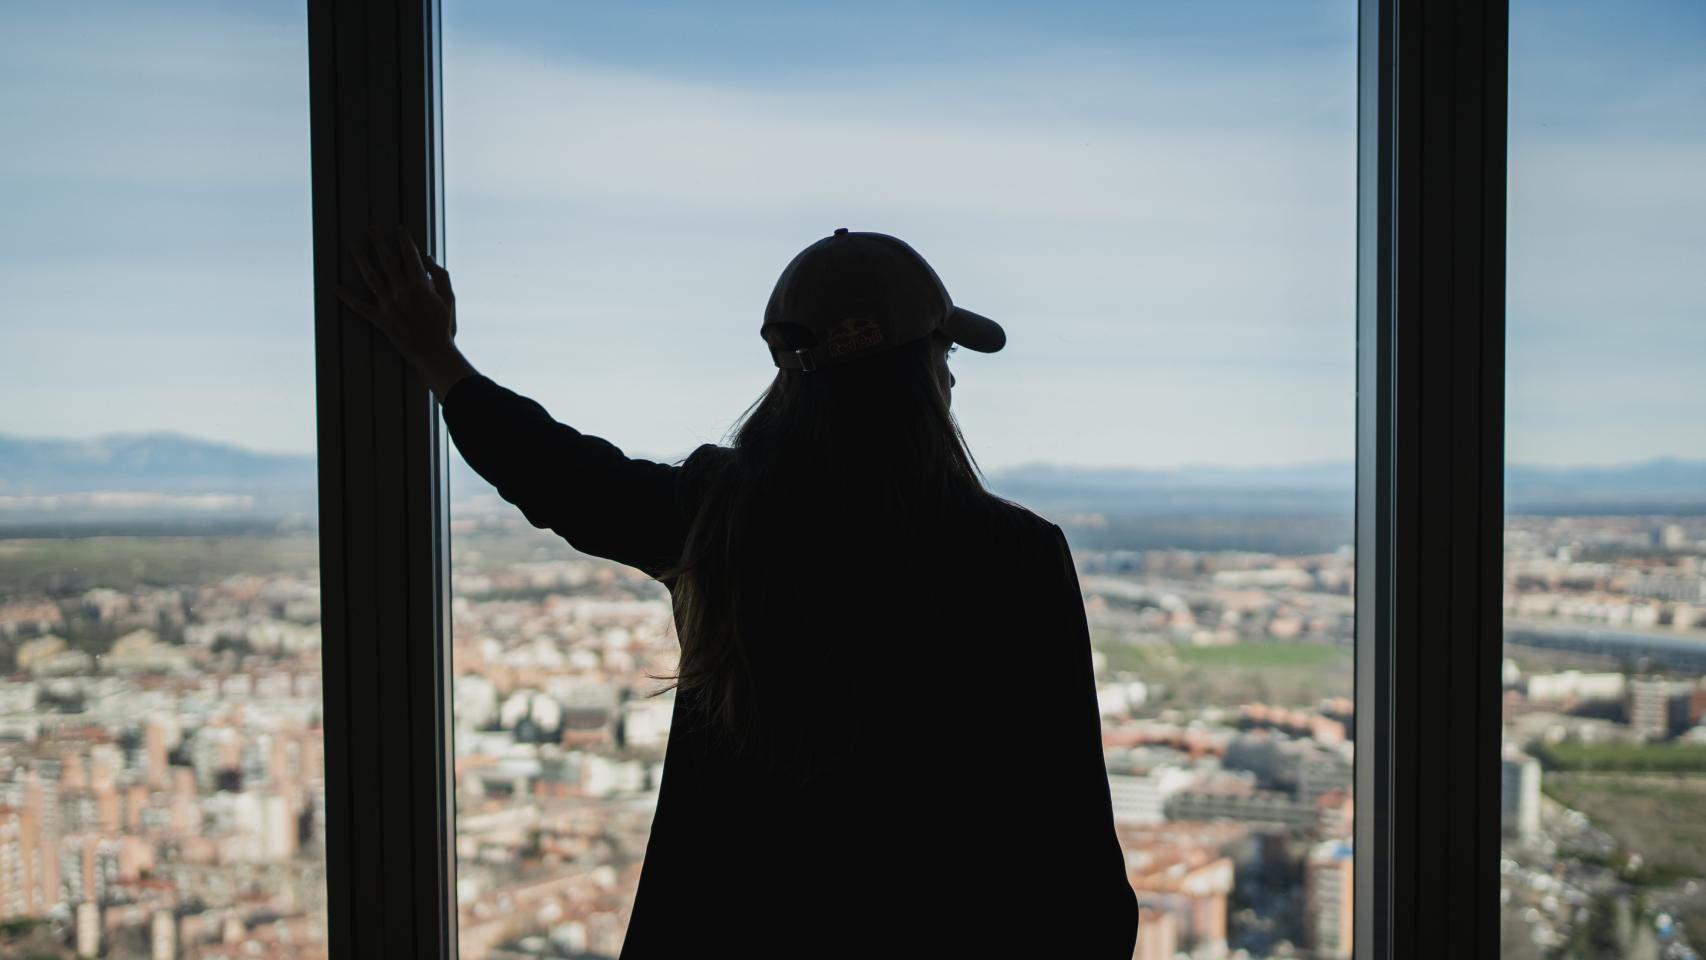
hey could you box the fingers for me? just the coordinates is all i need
[351,243,387,300]
[424,256,455,302]
[367,226,407,292]
[336,284,382,323]
[395,225,428,278]
[348,226,441,315]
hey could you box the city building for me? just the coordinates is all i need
[1306,840,1354,960]
[1500,749,1542,844]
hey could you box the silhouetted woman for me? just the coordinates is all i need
[340,225,1138,958]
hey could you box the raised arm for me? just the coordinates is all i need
[440,375,705,576]
[336,225,477,402]
[336,225,707,576]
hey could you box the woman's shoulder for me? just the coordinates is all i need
[675,442,737,507]
[948,490,1068,554]
[682,442,735,469]
[959,487,1058,530]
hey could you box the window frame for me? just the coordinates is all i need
[307,0,456,955]
[1355,1,1507,956]
[306,0,1510,956]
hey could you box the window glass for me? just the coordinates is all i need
[0,3,325,957]
[1501,2,1706,957]
[443,4,1355,957]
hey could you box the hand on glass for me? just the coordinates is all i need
[337,225,476,400]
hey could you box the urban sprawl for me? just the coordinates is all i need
[0,514,1700,958]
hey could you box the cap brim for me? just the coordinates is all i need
[942,305,1005,353]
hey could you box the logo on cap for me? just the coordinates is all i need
[824,316,884,357]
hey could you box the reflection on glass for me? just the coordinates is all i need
[443,3,1355,958]
[0,3,324,957]
[1499,2,1706,958]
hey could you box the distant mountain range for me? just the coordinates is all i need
[993,458,1706,515]
[0,433,316,495]
[1,431,1703,529]
[0,432,318,530]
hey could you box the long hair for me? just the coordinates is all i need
[651,333,1001,778]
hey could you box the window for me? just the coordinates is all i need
[1499,2,1706,955]
[3,0,1572,956]
[0,3,324,957]
[440,3,1355,957]
[118,0,1554,955]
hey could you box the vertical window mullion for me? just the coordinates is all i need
[1356,0,1508,957]
[309,0,456,956]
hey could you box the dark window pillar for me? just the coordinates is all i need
[1356,0,1508,957]
[308,0,455,955]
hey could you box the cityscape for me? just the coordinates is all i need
[0,534,325,960]
[1499,517,1706,960]
[8,0,1697,956]
[0,479,1701,957]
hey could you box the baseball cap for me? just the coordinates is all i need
[761,227,1006,371]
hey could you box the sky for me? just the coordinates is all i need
[0,0,1701,470]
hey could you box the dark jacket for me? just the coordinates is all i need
[443,374,1138,958]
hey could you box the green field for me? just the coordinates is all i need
[1173,642,1348,670]
[0,535,319,598]
[1536,741,1706,774]
[1547,774,1706,876]
[1094,638,1354,707]
[1546,772,1706,953]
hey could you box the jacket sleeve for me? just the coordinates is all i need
[440,374,719,579]
[1037,522,1141,956]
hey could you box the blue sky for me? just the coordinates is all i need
[0,1,1700,471]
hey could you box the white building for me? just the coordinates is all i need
[1306,840,1354,960]
[1106,767,1195,826]
[1526,670,1625,704]
[76,901,100,958]
[622,695,674,749]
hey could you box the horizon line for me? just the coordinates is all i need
[4,428,1706,475]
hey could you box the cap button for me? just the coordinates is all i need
[833,227,849,236]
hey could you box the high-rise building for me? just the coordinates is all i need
[1306,840,1354,960]
[1627,676,1682,740]
[0,806,24,919]
[22,774,58,916]
[1500,750,1542,843]
[1127,851,1233,955]
[143,719,171,790]
[1132,906,1179,960]
[75,900,100,957]
[262,791,298,862]
[151,908,177,960]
